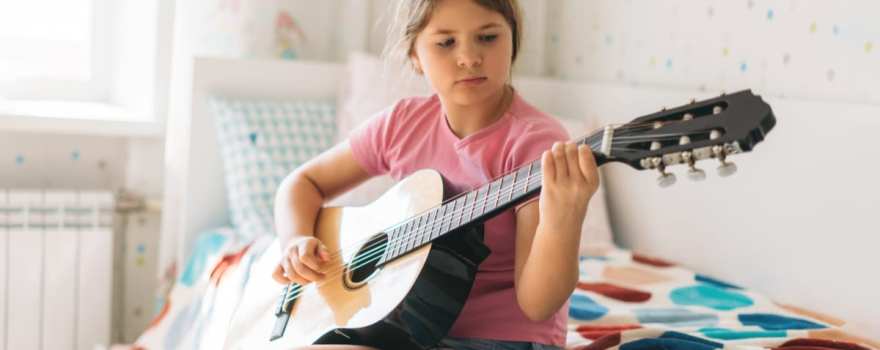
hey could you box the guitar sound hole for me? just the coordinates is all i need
[344,233,388,289]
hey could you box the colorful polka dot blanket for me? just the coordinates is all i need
[131,229,878,350]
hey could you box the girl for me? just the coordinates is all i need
[271,0,600,349]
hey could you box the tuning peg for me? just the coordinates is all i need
[681,151,706,181]
[712,145,738,177]
[657,170,677,187]
[688,167,707,181]
[651,157,676,187]
[717,161,737,177]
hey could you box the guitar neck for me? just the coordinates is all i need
[378,130,609,265]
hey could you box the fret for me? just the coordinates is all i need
[404,219,415,252]
[524,161,534,194]
[487,179,502,211]
[500,173,515,203]
[439,203,450,236]
[475,185,489,217]
[390,226,402,258]
[460,193,471,224]
[465,191,477,223]
[430,207,442,240]
[413,214,425,247]
[509,171,517,201]
[527,163,543,192]
[422,213,433,245]
[515,165,531,198]
[412,216,423,250]
[454,196,467,227]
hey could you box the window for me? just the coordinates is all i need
[0,0,168,136]
[0,0,110,102]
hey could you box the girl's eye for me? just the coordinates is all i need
[437,38,455,48]
[479,34,498,42]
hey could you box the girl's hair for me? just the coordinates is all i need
[383,0,523,72]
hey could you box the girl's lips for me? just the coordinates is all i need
[458,77,487,85]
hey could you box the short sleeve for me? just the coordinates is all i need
[348,103,398,176]
[511,119,571,213]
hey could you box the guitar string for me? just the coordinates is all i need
[281,128,709,275]
[277,117,732,299]
[281,168,573,302]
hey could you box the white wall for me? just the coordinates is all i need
[546,0,880,338]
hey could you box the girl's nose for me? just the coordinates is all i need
[457,42,482,69]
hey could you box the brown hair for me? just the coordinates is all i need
[383,0,523,72]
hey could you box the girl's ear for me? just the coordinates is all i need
[410,53,423,75]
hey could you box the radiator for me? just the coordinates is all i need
[0,189,114,350]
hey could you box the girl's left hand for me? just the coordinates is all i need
[538,142,600,229]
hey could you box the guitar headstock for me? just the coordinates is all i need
[595,89,775,187]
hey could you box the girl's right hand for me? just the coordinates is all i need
[272,236,331,285]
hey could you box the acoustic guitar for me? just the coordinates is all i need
[224,90,776,349]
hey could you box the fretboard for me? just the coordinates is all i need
[377,131,607,265]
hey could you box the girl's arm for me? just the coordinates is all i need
[514,142,599,321]
[273,140,373,250]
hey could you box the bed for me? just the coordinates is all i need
[136,56,879,350]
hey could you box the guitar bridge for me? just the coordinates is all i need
[270,283,300,341]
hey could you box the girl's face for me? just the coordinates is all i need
[411,0,514,107]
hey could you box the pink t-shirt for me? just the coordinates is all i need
[348,91,570,346]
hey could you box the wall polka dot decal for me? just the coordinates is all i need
[722,47,730,57]
[72,150,80,160]
[15,155,24,165]
[826,69,835,81]
[866,41,873,53]
[783,53,791,64]
[767,9,774,20]
[810,21,817,33]
[832,25,840,35]
[740,62,748,72]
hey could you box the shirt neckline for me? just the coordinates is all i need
[440,89,522,149]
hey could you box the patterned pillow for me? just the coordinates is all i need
[209,97,337,240]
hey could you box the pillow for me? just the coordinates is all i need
[210,97,337,240]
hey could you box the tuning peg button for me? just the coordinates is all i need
[688,167,706,181]
[657,171,677,187]
[717,161,738,177]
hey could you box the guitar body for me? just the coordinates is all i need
[225,169,490,349]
